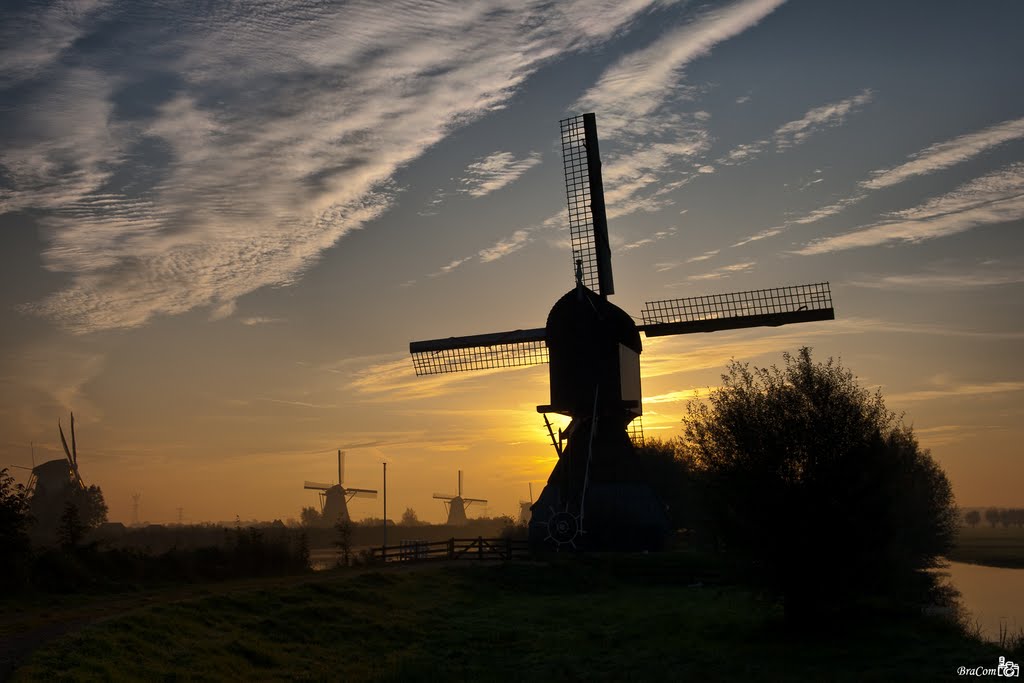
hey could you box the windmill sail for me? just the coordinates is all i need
[410,328,547,376]
[641,282,834,336]
[304,481,335,490]
[561,113,613,296]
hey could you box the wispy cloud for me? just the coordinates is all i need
[578,0,786,137]
[574,0,786,219]
[887,381,1024,404]
[0,0,111,88]
[425,1,786,277]
[459,151,542,197]
[430,256,474,277]
[731,226,783,247]
[719,90,873,169]
[684,260,755,281]
[620,227,677,251]
[3,1,669,333]
[772,89,873,150]
[850,267,1024,290]
[643,388,705,404]
[797,163,1024,255]
[744,116,1024,241]
[241,316,285,326]
[478,229,532,263]
[862,116,1024,190]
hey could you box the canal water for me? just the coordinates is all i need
[943,561,1024,642]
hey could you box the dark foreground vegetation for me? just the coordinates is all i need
[9,556,1016,682]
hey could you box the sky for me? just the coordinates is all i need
[1,0,1022,525]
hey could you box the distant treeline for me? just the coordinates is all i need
[964,508,1024,528]
[7,524,311,594]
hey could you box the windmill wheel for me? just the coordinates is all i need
[545,508,581,550]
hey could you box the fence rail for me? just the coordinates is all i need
[370,537,530,563]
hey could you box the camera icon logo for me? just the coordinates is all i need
[999,656,1021,678]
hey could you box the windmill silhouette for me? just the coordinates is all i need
[409,113,835,551]
[433,470,487,526]
[304,450,378,525]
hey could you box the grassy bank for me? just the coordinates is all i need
[12,555,1009,682]
[949,525,1024,568]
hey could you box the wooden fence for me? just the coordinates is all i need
[371,536,530,563]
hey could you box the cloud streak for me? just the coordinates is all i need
[459,151,542,197]
[3,1,670,333]
[797,163,1024,255]
[772,89,873,150]
[862,116,1024,190]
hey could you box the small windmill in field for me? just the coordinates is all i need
[23,413,90,539]
[304,450,377,525]
[409,113,835,551]
[433,470,487,526]
[519,483,534,525]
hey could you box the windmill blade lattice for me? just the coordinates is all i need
[641,283,834,336]
[561,113,613,296]
[410,328,547,376]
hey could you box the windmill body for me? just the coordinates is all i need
[434,470,486,526]
[29,413,90,541]
[304,450,377,526]
[409,114,835,551]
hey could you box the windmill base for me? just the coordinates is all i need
[529,481,668,552]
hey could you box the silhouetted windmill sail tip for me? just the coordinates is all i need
[561,112,613,296]
[410,328,548,375]
[640,282,834,336]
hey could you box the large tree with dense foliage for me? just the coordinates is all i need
[680,348,957,619]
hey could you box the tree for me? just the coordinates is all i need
[964,510,981,528]
[985,507,1000,528]
[680,348,957,621]
[58,500,86,549]
[300,506,321,527]
[71,484,108,531]
[400,507,421,526]
[334,518,354,567]
[1,468,33,586]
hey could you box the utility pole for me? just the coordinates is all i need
[382,461,387,560]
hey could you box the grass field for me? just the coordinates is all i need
[950,525,1024,568]
[10,555,1010,682]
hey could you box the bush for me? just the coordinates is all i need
[1,468,33,589]
[680,348,957,622]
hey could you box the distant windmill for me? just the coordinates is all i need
[131,492,141,527]
[27,412,90,539]
[433,470,487,526]
[409,113,835,551]
[519,483,534,525]
[304,450,378,525]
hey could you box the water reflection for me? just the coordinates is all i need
[943,561,1024,642]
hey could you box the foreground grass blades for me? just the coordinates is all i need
[14,557,1009,682]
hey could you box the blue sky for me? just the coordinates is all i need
[2,0,1023,523]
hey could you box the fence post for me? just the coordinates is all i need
[478,536,483,560]
[448,537,455,560]
[506,537,512,560]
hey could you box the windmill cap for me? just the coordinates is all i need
[546,287,642,353]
